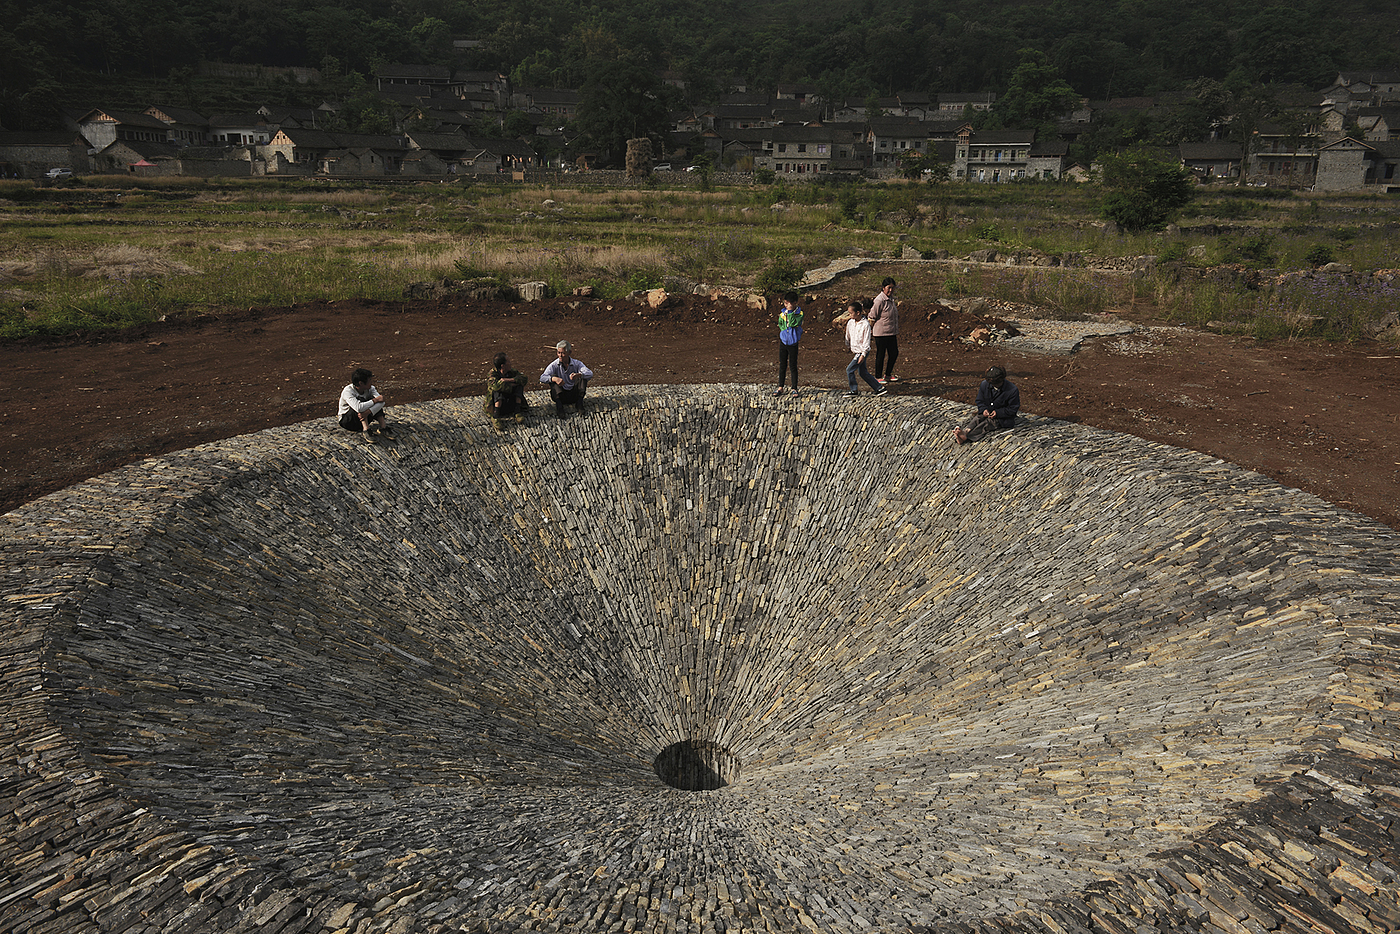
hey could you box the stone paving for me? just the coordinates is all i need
[998,319,1139,356]
[2,386,1398,934]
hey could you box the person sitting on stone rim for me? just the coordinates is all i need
[954,365,1020,445]
[540,340,594,417]
[485,352,529,429]
[338,367,394,442]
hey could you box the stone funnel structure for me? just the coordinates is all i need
[2,387,1397,933]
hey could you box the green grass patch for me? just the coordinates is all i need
[2,176,1398,342]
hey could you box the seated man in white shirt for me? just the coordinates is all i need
[338,367,394,441]
[539,340,594,417]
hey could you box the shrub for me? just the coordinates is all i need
[1098,148,1195,231]
[1158,240,1189,262]
[1220,234,1276,268]
[1303,244,1336,267]
[754,255,804,294]
[754,167,775,185]
[625,269,663,292]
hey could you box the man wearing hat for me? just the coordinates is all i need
[953,366,1020,444]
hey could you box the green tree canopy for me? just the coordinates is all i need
[575,59,672,164]
[1098,147,1195,231]
[990,50,1081,134]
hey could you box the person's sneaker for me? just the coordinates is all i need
[874,387,889,396]
[361,429,378,443]
[844,390,858,396]
[876,378,887,385]
[887,375,901,383]
[379,426,396,440]
[789,389,800,397]
[513,413,525,423]
[772,387,787,396]
[492,418,506,432]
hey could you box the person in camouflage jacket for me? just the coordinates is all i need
[486,352,529,427]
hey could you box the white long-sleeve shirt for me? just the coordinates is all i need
[339,383,382,416]
[845,317,872,356]
[539,357,594,389]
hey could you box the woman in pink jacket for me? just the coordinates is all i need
[868,277,900,384]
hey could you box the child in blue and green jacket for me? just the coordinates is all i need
[774,290,804,396]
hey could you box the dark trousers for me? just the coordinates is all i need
[958,413,1008,442]
[873,335,898,380]
[777,342,799,389]
[550,380,587,412]
[339,408,381,431]
[491,389,527,418]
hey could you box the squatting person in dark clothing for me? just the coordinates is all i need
[953,366,1020,444]
[485,352,529,428]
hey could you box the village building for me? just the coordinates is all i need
[1315,136,1400,191]
[753,125,841,175]
[955,128,1041,182]
[937,92,996,115]
[1178,141,1244,181]
[1248,122,1322,187]
[866,118,929,175]
[516,89,581,121]
[208,114,273,147]
[0,131,89,178]
[73,109,172,151]
[145,106,209,147]
[92,139,180,174]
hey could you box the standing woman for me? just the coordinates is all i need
[869,277,899,384]
[773,290,804,396]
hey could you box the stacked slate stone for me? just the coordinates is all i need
[2,386,1397,934]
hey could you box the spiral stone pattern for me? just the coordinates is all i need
[2,387,1397,934]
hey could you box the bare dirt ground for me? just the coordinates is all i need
[5,264,1399,530]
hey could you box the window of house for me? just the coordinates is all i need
[994,150,1002,161]
[777,143,786,153]
[977,169,985,180]
[797,143,806,153]
[818,144,828,154]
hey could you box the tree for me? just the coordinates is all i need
[897,149,926,180]
[993,50,1081,134]
[576,60,672,165]
[690,151,715,191]
[1221,70,1276,186]
[1098,148,1194,231]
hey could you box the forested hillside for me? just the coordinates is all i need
[3,0,1397,129]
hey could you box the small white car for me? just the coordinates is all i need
[45,167,73,179]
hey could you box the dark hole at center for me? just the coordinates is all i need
[653,740,741,791]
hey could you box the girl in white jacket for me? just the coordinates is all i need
[844,301,887,396]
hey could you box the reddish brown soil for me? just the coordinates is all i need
[5,264,1399,530]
